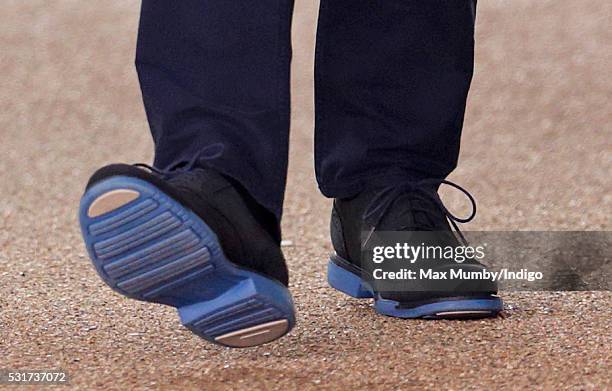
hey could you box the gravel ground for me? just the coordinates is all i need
[1,1,610,390]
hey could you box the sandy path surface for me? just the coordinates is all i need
[1,1,610,389]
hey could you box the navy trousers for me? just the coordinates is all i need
[136,1,477,223]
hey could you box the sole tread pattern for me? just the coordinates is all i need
[189,298,283,337]
[93,212,182,260]
[89,198,158,236]
[116,247,213,296]
[104,229,201,279]
[87,198,216,298]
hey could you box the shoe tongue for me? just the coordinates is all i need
[168,168,229,192]
[168,168,281,243]
[376,192,449,231]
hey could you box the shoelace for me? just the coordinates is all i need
[363,178,477,245]
[133,143,224,179]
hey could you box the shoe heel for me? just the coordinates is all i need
[327,260,373,298]
[178,274,295,348]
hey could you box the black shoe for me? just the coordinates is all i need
[328,179,503,319]
[78,163,295,347]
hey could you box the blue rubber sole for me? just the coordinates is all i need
[328,259,503,319]
[79,176,295,347]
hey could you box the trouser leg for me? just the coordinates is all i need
[314,0,477,197]
[136,0,294,221]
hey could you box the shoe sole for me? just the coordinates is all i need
[327,259,502,319]
[79,175,295,348]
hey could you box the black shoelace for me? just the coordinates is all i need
[363,178,477,245]
[133,143,224,179]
